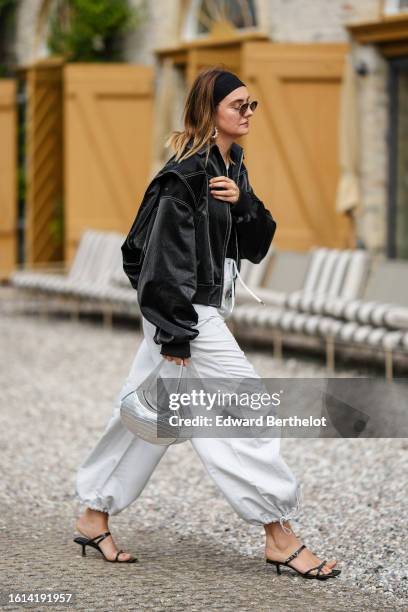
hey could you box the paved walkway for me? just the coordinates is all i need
[0,302,406,611]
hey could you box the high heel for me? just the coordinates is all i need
[265,544,341,580]
[73,530,138,563]
[268,561,282,575]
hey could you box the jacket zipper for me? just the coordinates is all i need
[235,150,244,274]
[220,201,232,306]
[218,148,244,307]
[205,177,215,283]
[234,222,240,273]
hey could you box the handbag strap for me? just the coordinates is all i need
[175,362,185,394]
[121,360,187,403]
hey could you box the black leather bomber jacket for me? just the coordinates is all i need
[121,139,277,359]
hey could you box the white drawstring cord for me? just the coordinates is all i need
[231,259,265,305]
[278,483,303,534]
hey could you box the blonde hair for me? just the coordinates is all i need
[165,66,236,167]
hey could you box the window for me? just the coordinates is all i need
[182,0,258,40]
[382,0,408,16]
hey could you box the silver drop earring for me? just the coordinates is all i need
[212,126,218,139]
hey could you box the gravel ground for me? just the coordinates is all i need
[0,295,407,610]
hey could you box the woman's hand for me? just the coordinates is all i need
[162,355,190,366]
[209,176,240,204]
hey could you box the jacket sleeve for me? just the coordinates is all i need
[136,173,198,359]
[231,171,277,264]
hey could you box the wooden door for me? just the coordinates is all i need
[185,46,241,86]
[64,64,154,262]
[241,42,351,250]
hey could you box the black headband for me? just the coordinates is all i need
[213,71,246,106]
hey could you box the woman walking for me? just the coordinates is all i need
[73,67,340,580]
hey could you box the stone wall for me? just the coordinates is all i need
[263,0,381,42]
[15,0,44,66]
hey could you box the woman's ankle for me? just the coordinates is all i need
[81,507,109,525]
[264,520,298,551]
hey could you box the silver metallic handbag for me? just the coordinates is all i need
[120,359,198,446]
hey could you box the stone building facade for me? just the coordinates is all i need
[9,0,406,256]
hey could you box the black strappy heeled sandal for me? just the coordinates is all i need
[73,530,138,563]
[266,544,341,580]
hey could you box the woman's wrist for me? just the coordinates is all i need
[231,189,253,217]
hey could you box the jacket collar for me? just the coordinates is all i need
[184,140,245,186]
[186,139,244,164]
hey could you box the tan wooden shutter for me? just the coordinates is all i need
[25,58,64,264]
[241,42,351,250]
[64,64,154,262]
[0,79,17,279]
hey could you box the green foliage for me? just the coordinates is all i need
[17,166,26,204]
[0,64,9,77]
[0,0,16,11]
[49,194,65,248]
[47,0,143,62]
[0,0,17,77]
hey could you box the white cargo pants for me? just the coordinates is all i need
[75,259,302,528]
